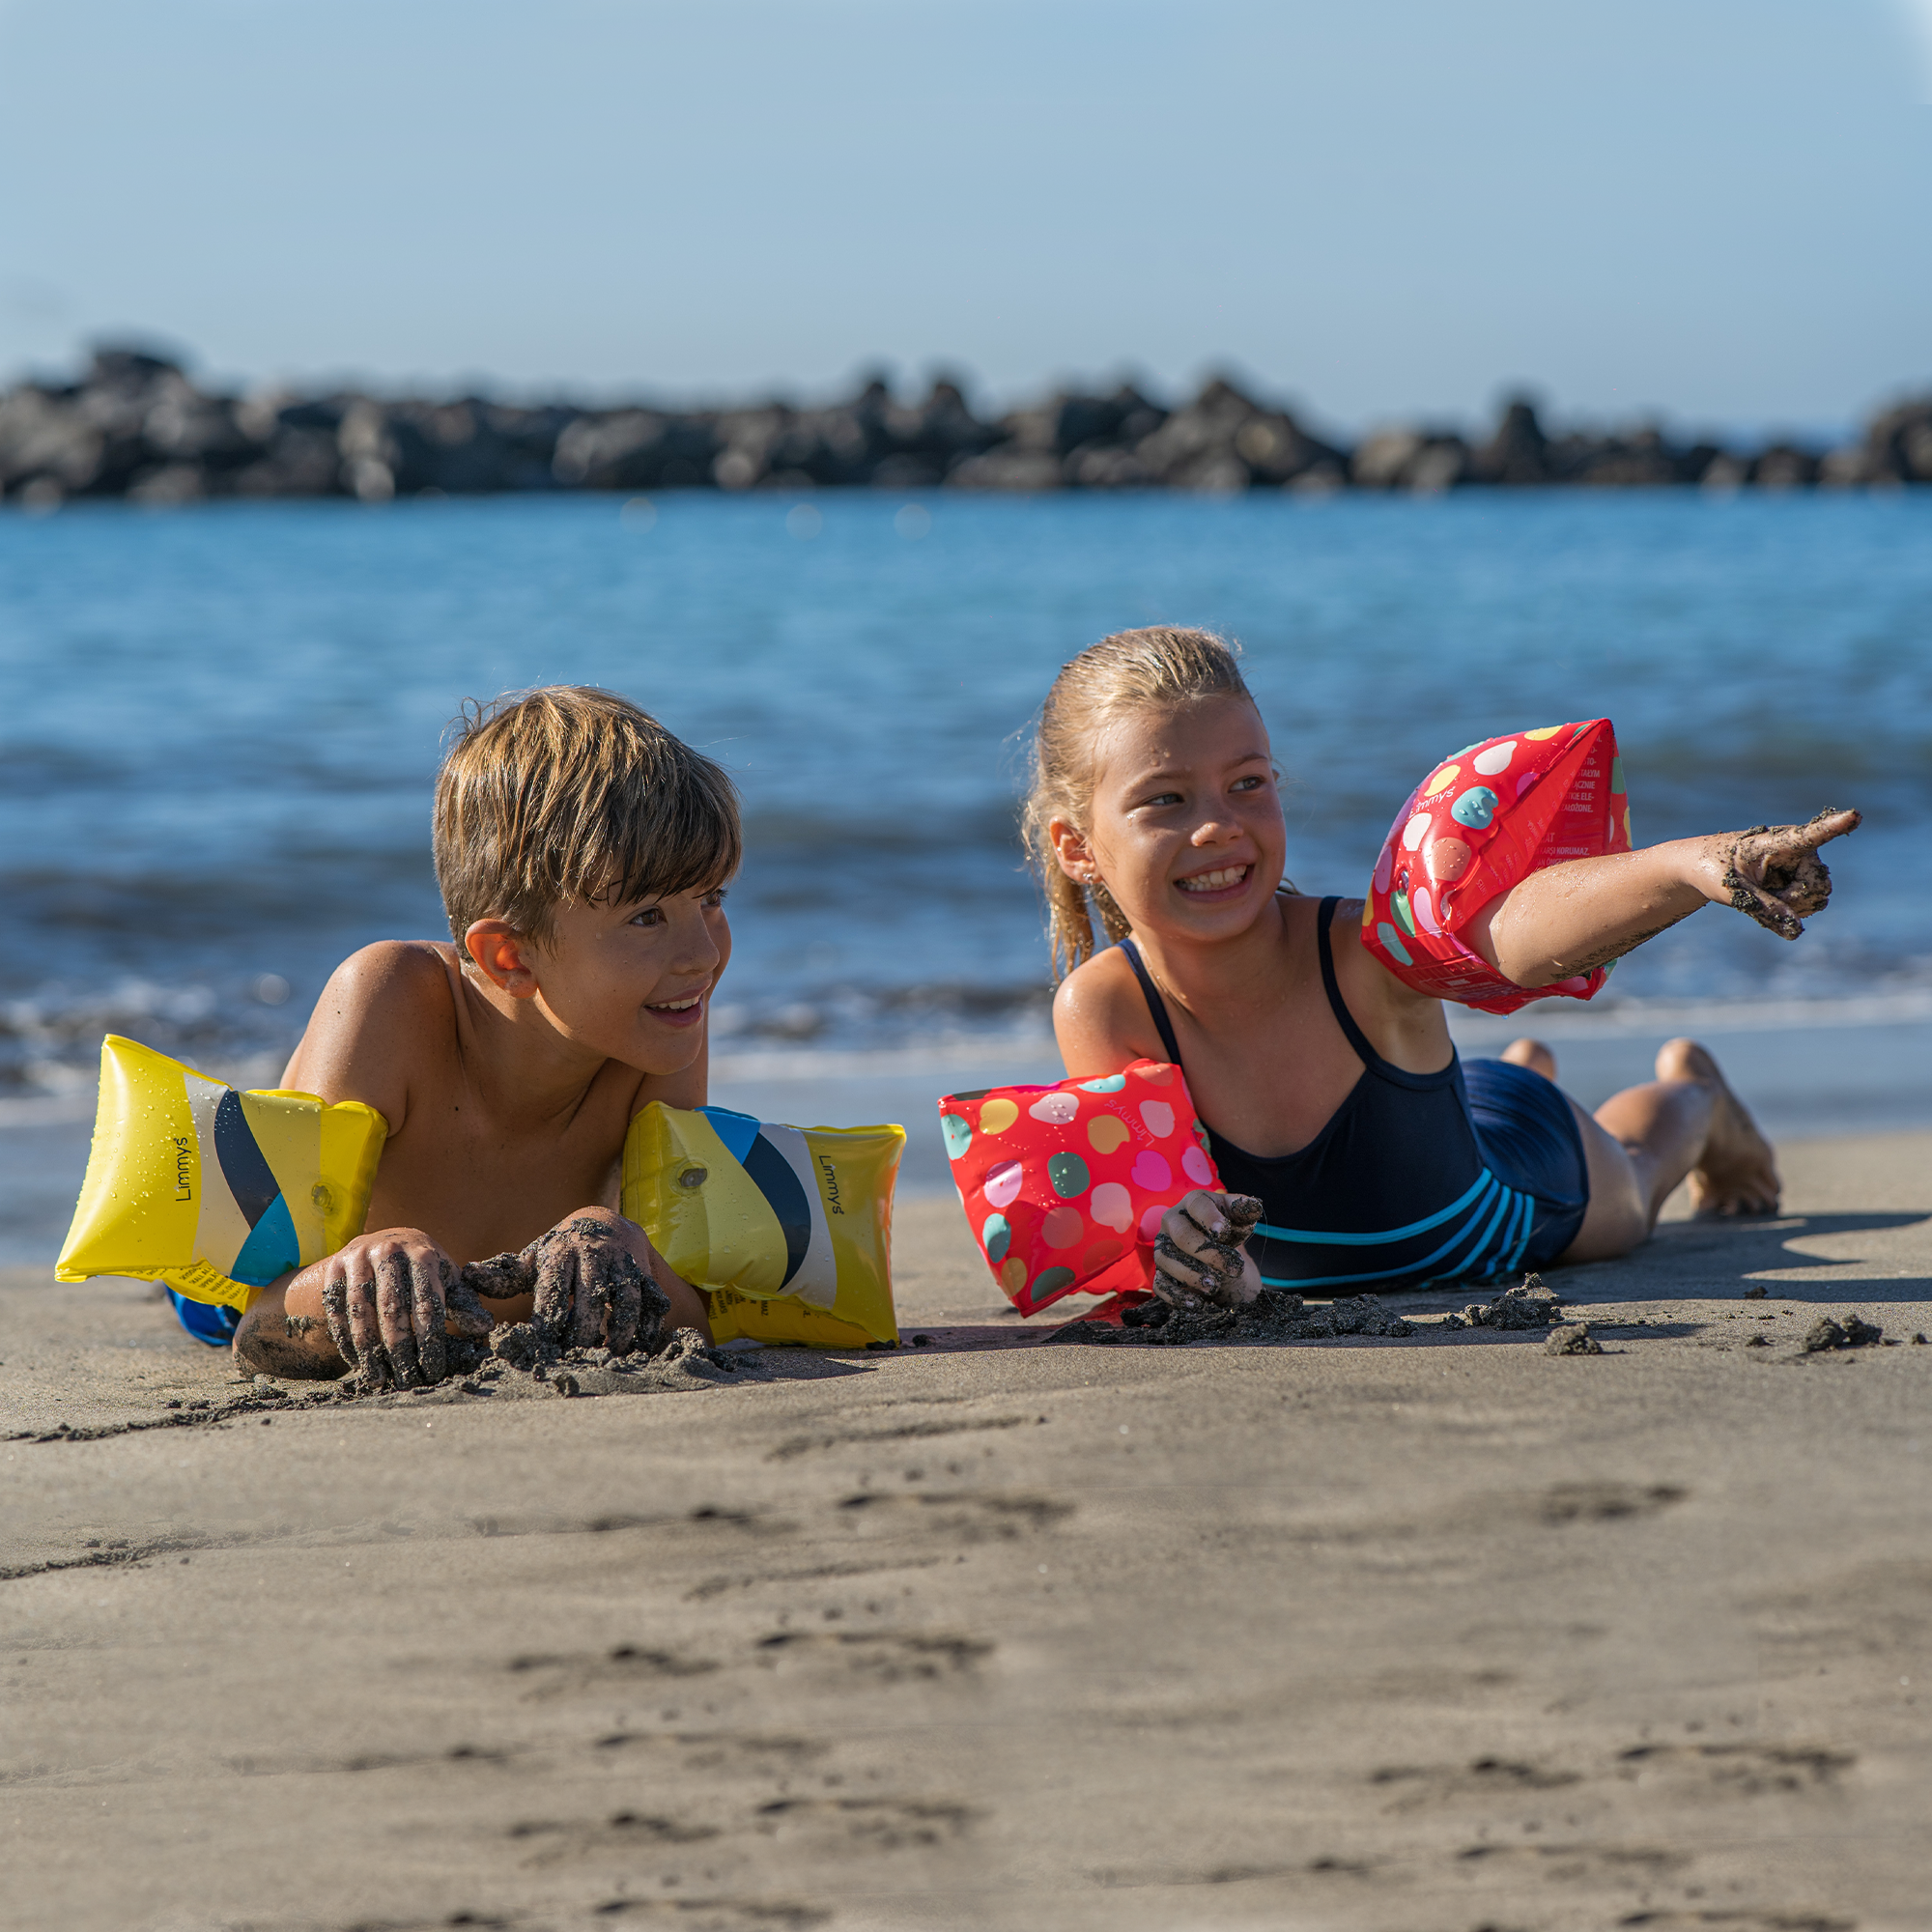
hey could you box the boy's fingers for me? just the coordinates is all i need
[528,1239,574,1346]
[571,1258,606,1350]
[411,1257,447,1384]
[321,1264,356,1370]
[443,1275,497,1338]
[638,1271,672,1354]
[375,1252,424,1388]
[344,1266,383,1377]
[463,1251,534,1303]
[570,1233,626,1350]
[606,1253,643,1356]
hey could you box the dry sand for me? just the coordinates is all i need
[3,1131,1929,1932]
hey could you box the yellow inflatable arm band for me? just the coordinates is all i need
[622,1103,903,1349]
[55,1036,388,1313]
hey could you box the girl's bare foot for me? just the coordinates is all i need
[1656,1037,1780,1217]
[1501,1037,1557,1081]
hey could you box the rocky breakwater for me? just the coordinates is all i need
[5,346,1930,505]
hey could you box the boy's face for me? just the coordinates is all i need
[519,882,732,1074]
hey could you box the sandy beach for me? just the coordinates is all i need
[4,1128,1928,1932]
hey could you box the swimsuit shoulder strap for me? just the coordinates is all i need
[1117,937,1184,1067]
[1316,895,1393,1072]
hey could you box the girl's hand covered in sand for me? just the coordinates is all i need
[1701,809,1861,940]
[1152,1190,1264,1311]
[320,1227,497,1389]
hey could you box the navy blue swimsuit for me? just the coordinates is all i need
[1120,896,1589,1292]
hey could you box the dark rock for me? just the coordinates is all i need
[1351,428,1466,493]
[948,446,1065,492]
[1470,396,1550,485]
[1832,395,1932,487]
[3,342,1925,502]
[553,410,721,491]
[1753,442,1821,491]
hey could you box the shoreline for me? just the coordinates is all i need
[5,1007,1931,1263]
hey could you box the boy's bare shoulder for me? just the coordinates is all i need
[324,938,455,995]
[284,941,462,1126]
[306,941,458,1036]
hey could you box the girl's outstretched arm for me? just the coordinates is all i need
[1467,809,1861,990]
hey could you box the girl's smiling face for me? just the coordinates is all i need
[1056,695,1287,943]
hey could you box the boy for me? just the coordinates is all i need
[230,686,734,1384]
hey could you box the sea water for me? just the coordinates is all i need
[3,489,1930,1234]
[4,487,1929,1086]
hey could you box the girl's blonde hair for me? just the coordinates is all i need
[1021,627,1261,979]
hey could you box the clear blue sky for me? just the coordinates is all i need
[2,1,1927,434]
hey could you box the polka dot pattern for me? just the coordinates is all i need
[1364,718,1631,1017]
[1040,1207,1083,1250]
[983,1160,1023,1209]
[1048,1151,1091,1199]
[936,1057,1223,1318]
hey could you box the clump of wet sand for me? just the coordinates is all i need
[1545,1321,1604,1355]
[1064,1288,1417,1347]
[1061,1272,1567,1348]
[1440,1276,1565,1331]
[1801,1313,1885,1353]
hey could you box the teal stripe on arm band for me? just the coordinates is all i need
[1252,1171,1495,1248]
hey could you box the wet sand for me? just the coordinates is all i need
[4,1130,1930,1932]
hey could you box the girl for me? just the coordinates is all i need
[1026,628,1860,1308]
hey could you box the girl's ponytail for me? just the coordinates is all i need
[1021,627,1254,980]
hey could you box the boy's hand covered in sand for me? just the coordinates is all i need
[318,1226,496,1388]
[1152,1190,1264,1311]
[466,1211,671,1356]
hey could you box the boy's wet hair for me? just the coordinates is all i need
[1022,628,1259,979]
[435,686,740,950]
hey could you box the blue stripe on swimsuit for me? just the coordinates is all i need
[1119,895,1588,1293]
